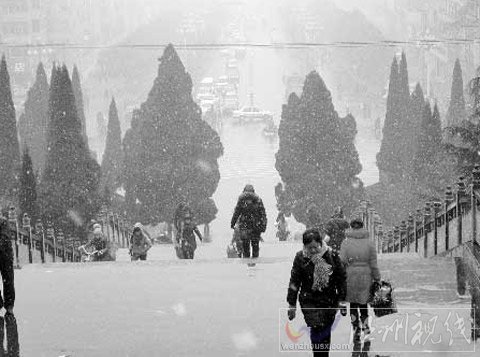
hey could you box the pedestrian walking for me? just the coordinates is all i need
[339,218,381,356]
[287,228,347,356]
[0,216,15,315]
[174,203,203,259]
[129,223,153,261]
[79,224,115,262]
[230,184,267,258]
[325,207,350,253]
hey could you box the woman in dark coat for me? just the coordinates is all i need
[287,228,347,356]
[339,218,380,342]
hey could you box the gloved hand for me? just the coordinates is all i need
[287,305,296,321]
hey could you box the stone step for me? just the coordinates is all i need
[378,253,460,304]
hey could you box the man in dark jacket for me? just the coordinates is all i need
[230,184,267,258]
[324,207,350,253]
[0,216,15,314]
[287,228,347,356]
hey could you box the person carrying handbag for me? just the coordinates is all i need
[339,218,381,355]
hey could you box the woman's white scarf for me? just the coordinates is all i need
[303,245,333,292]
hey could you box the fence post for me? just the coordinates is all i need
[423,202,431,258]
[22,213,33,264]
[47,223,56,263]
[445,186,453,252]
[377,225,383,253]
[472,165,480,245]
[457,177,466,246]
[433,202,441,255]
[35,221,45,263]
[415,209,421,253]
[399,221,406,253]
[387,230,393,253]
[393,226,400,252]
[57,229,66,263]
[8,206,21,269]
[407,214,414,253]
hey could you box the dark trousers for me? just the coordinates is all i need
[0,313,20,356]
[350,303,369,356]
[0,241,15,310]
[310,322,333,356]
[131,253,147,261]
[350,303,368,328]
[240,230,259,258]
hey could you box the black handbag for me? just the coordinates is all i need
[369,280,397,318]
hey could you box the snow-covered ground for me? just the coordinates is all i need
[12,244,477,357]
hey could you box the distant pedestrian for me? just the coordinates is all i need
[129,223,153,261]
[79,224,114,262]
[230,184,267,258]
[0,216,15,315]
[339,218,381,354]
[287,228,346,356]
[324,207,350,253]
[306,204,323,232]
[174,203,203,259]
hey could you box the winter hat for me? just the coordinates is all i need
[134,222,143,229]
[333,206,344,218]
[243,184,255,193]
[350,217,364,229]
[93,224,102,235]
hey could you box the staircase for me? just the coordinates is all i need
[378,253,462,305]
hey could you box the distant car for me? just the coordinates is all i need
[155,233,172,244]
[197,92,219,104]
[233,106,273,122]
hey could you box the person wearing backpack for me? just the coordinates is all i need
[129,223,153,261]
[230,184,267,258]
[174,203,203,259]
[325,207,350,253]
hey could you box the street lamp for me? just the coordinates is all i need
[22,213,33,264]
[8,206,20,269]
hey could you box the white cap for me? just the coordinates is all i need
[93,224,102,235]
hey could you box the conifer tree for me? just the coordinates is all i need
[19,147,38,220]
[101,97,123,195]
[40,65,101,235]
[128,44,223,225]
[404,83,425,180]
[0,55,21,200]
[446,59,467,127]
[18,62,49,174]
[72,65,89,148]
[275,71,363,224]
[377,56,402,180]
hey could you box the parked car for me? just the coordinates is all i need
[233,106,273,122]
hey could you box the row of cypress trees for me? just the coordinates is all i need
[0,55,123,236]
[0,44,223,236]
